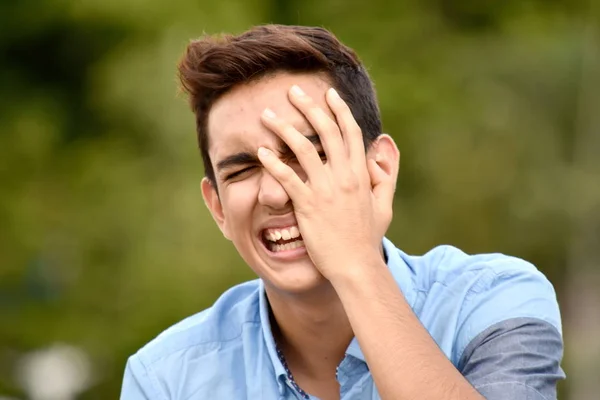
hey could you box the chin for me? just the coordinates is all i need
[266,265,330,295]
[239,242,330,295]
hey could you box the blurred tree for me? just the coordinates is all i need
[0,0,597,398]
[271,0,298,24]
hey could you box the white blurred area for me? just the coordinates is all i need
[16,344,92,400]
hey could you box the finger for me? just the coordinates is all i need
[367,157,395,209]
[326,88,368,178]
[257,147,310,201]
[288,85,346,167]
[261,108,325,183]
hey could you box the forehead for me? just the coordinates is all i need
[207,72,332,158]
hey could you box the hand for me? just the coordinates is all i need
[257,85,395,281]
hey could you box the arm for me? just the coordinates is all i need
[333,251,564,400]
[257,85,563,399]
[332,257,565,400]
[331,257,484,400]
[258,85,481,399]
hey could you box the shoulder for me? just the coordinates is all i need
[122,280,263,398]
[399,243,550,294]
[400,244,559,323]
[139,279,261,362]
[386,241,565,396]
[390,241,561,350]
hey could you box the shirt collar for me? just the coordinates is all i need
[259,237,414,371]
[258,279,288,381]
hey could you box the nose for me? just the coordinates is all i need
[257,169,292,210]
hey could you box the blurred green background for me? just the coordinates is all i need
[1,0,599,399]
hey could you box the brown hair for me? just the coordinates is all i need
[178,24,382,184]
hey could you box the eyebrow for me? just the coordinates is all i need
[216,151,258,174]
[215,134,323,173]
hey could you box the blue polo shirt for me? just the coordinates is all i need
[121,238,564,399]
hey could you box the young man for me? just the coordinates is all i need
[120,25,564,400]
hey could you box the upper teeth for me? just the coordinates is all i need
[265,226,301,242]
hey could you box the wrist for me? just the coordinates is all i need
[328,251,389,293]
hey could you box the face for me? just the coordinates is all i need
[203,72,346,294]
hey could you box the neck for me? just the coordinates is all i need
[267,283,353,379]
[266,242,387,379]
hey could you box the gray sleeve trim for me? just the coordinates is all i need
[458,317,565,400]
[475,381,549,400]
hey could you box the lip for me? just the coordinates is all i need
[261,239,308,261]
[257,215,300,233]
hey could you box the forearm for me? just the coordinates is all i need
[331,259,484,400]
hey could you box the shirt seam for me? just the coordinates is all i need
[429,247,506,293]
[456,313,562,362]
[455,266,560,362]
[144,320,261,366]
[417,267,489,293]
[425,245,451,292]
[474,381,550,400]
[459,316,562,363]
[135,354,168,400]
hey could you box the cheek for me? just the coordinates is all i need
[222,180,260,234]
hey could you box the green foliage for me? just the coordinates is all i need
[1,0,597,398]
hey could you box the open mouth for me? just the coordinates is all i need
[261,225,305,253]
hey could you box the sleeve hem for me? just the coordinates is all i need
[475,381,550,400]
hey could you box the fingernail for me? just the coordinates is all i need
[290,85,305,97]
[258,147,271,157]
[263,108,276,119]
[328,88,341,100]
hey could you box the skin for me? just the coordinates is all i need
[202,72,483,400]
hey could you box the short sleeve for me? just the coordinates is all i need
[454,261,565,399]
[458,318,565,399]
[120,355,163,400]
[454,260,562,361]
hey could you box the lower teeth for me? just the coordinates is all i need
[270,239,305,252]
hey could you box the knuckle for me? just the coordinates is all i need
[298,140,315,156]
[309,107,328,123]
[344,118,361,135]
[282,125,297,137]
[320,190,334,203]
[306,104,321,116]
[336,99,353,115]
[278,165,294,180]
[268,161,287,178]
[339,173,359,191]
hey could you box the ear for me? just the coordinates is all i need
[201,177,231,240]
[367,134,400,190]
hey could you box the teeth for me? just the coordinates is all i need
[264,225,302,242]
[271,240,305,252]
[290,226,300,238]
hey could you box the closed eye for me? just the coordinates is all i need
[225,166,255,181]
[225,151,327,181]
